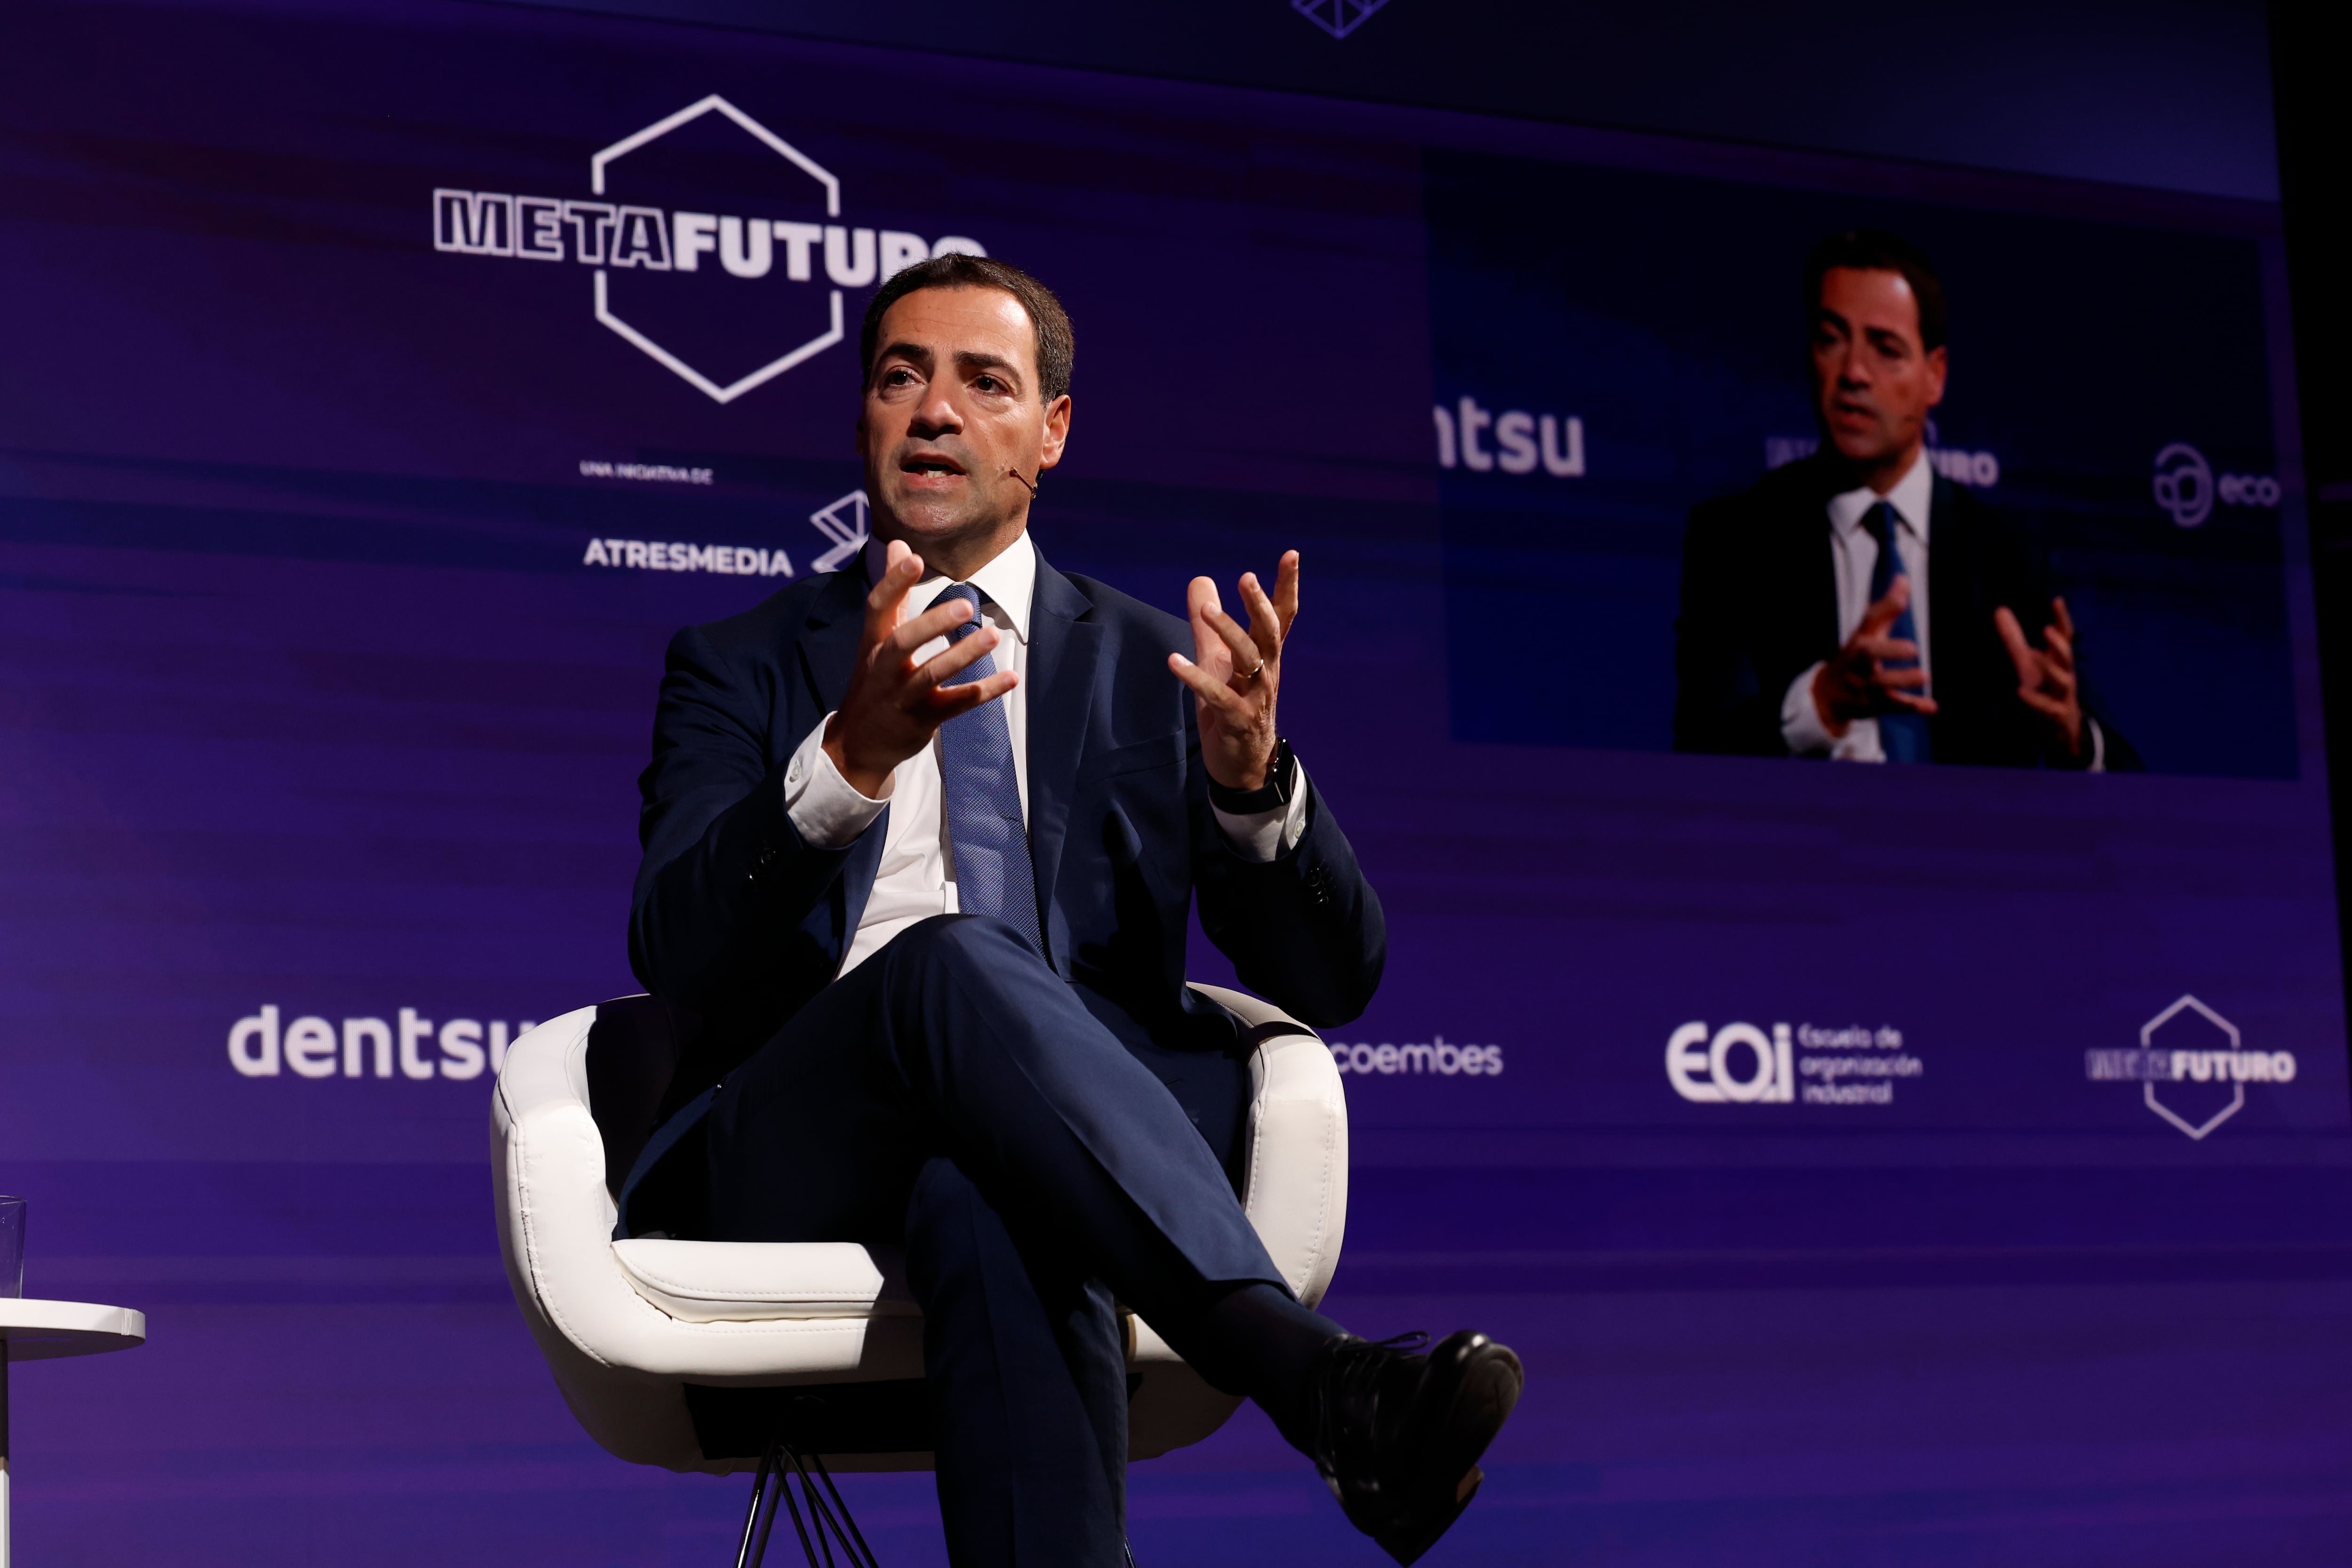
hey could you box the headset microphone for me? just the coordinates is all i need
[1006,468,1041,498]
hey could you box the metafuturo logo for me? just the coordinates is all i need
[432,96,986,403]
[1667,1020,1924,1106]
[1765,427,2000,488]
[2085,995,2298,1140]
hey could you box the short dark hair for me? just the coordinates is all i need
[858,254,1075,404]
[1805,229,1947,352]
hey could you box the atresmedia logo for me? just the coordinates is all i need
[432,96,986,404]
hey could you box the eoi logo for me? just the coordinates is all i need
[1666,1020,1926,1107]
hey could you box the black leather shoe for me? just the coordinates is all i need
[1307,1329,1524,1565]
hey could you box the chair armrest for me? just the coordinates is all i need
[1187,983,1350,1309]
[1125,984,1351,1452]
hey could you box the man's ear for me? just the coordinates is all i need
[1923,345,1949,407]
[1037,394,1072,473]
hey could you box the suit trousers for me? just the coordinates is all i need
[705,914,1294,1568]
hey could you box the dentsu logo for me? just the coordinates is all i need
[229,1004,536,1082]
[1432,397,1585,477]
[431,96,986,404]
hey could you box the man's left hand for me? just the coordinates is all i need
[1169,550,1299,791]
[1994,596,2087,761]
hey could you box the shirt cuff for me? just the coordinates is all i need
[1212,758,1312,863]
[784,713,890,850]
[2085,717,2106,774]
[1780,664,1836,756]
[1781,662,1889,762]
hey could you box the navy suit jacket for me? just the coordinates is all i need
[1672,453,2139,770]
[627,543,1387,1131]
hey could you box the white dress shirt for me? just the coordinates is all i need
[1779,452,2103,770]
[1780,452,1934,763]
[784,531,1308,975]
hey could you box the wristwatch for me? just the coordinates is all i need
[1208,738,1296,814]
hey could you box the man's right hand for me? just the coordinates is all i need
[822,539,1018,798]
[1810,575,1937,736]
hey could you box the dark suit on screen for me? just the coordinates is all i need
[1673,452,2138,770]
[624,544,1384,1563]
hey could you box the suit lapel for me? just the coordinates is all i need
[1923,472,1961,753]
[793,565,886,947]
[1926,472,1963,663]
[796,567,869,719]
[1800,458,1843,660]
[1025,548,1103,969]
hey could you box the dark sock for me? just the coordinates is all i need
[1184,1281,1347,1452]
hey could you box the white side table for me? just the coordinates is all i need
[0,1300,146,1568]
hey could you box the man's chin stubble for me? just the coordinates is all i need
[879,493,1009,547]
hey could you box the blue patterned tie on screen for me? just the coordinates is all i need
[1863,501,1931,764]
[934,583,1043,951]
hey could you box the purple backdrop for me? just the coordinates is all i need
[4,1,2350,1562]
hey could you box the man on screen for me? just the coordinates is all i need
[625,255,1520,1567]
[1673,229,2136,769]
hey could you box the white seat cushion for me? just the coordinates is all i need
[494,989,1344,1471]
[612,1239,919,1323]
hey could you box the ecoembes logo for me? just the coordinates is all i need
[1327,1035,1504,1078]
[432,96,985,404]
[2150,443,2280,529]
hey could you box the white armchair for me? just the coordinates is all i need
[491,984,1348,1560]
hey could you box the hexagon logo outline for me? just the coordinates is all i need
[2139,993,2243,1140]
[589,94,844,405]
[1293,0,1391,39]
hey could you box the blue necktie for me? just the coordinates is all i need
[1863,501,1931,764]
[935,583,1042,951]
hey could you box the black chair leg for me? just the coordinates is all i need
[734,1439,783,1568]
[786,1448,880,1568]
[776,1458,826,1568]
[734,1439,880,1568]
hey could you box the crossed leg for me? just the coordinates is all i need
[706,915,1339,1567]
[905,1156,1130,1566]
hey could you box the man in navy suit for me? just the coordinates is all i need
[1674,229,2137,770]
[627,255,1520,1567]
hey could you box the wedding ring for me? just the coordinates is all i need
[1238,661,1265,682]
